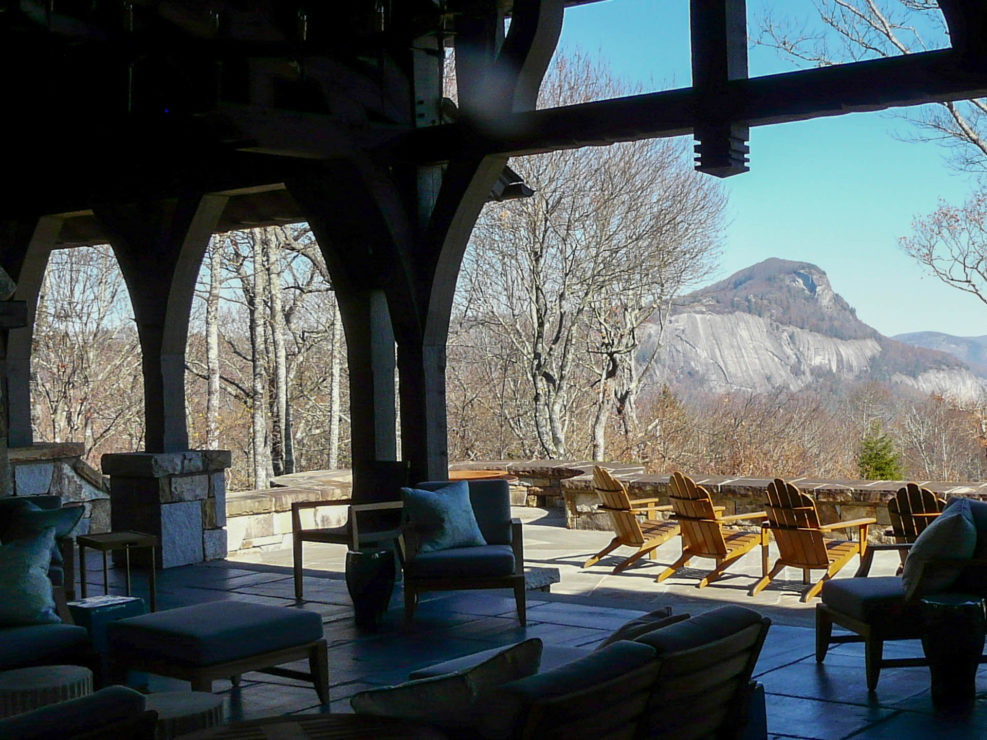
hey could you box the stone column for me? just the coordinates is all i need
[102,450,232,568]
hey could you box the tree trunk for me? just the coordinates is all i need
[266,228,290,475]
[328,293,342,469]
[205,240,222,450]
[250,229,269,489]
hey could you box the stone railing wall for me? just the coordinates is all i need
[224,461,987,555]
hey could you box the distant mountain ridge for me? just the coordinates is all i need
[644,259,985,401]
[894,331,987,375]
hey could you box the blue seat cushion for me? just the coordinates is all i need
[404,544,515,579]
[0,623,91,669]
[821,577,923,633]
[107,601,323,666]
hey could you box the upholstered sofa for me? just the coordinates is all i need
[352,605,771,739]
[0,685,155,740]
[0,496,92,672]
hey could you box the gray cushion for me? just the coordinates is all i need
[403,481,487,553]
[409,644,588,681]
[107,601,323,666]
[821,576,923,634]
[481,640,658,739]
[3,501,84,541]
[596,607,685,650]
[351,638,542,732]
[902,496,977,597]
[0,528,60,626]
[403,544,515,579]
[0,623,91,669]
[0,685,146,740]
[635,605,765,655]
[955,498,987,594]
[416,480,512,546]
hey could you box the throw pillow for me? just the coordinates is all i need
[402,481,487,553]
[3,501,84,542]
[0,527,60,626]
[595,607,689,650]
[902,497,977,597]
[350,637,542,732]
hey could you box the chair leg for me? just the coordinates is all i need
[584,538,621,569]
[815,607,833,663]
[514,580,526,627]
[230,675,241,688]
[612,545,659,574]
[309,640,331,705]
[293,536,304,600]
[698,553,746,589]
[865,636,884,692]
[802,572,830,602]
[657,551,692,583]
[749,559,785,597]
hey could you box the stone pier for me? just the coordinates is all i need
[102,450,231,568]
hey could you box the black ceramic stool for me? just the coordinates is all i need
[345,548,396,628]
[920,593,986,712]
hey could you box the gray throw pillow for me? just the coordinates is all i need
[595,607,689,650]
[350,638,542,730]
[902,496,977,597]
[0,527,60,626]
[402,481,487,553]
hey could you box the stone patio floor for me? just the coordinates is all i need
[81,506,987,739]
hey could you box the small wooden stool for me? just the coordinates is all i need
[144,691,224,739]
[0,665,93,718]
[77,531,159,611]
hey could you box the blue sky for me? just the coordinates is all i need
[556,0,985,338]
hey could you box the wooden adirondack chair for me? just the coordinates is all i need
[584,466,680,574]
[657,472,765,588]
[750,478,875,602]
[854,482,946,576]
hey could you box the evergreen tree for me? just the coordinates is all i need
[858,421,903,480]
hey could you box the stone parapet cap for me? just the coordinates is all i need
[101,450,232,478]
[9,442,85,462]
[226,484,350,517]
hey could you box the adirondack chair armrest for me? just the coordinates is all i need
[511,518,524,575]
[629,497,665,506]
[719,511,767,523]
[818,517,876,533]
[350,501,404,550]
[853,542,912,577]
[291,498,354,531]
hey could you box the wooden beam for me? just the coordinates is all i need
[395,48,987,163]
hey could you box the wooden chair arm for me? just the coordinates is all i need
[350,501,404,550]
[818,517,876,532]
[511,518,524,576]
[629,498,666,507]
[853,543,912,577]
[291,498,353,532]
[719,511,767,523]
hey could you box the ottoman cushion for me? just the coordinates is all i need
[107,602,322,666]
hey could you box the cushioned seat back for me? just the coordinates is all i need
[593,466,644,546]
[953,498,987,595]
[416,479,511,546]
[636,606,770,740]
[496,641,659,740]
[764,478,829,569]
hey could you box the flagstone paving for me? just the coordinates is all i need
[80,505,987,738]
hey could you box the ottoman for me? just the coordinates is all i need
[107,601,329,704]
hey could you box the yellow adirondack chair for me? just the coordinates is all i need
[657,472,765,588]
[855,482,946,576]
[584,466,680,574]
[750,478,875,601]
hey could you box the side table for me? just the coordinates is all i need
[0,665,93,718]
[77,531,159,611]
[920,593,986,711]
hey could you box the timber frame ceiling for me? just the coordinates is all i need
[3,0,987,245]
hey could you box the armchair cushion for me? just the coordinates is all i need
[955,498,987,594]
[403,544,515,579]
[0,623,91,669]
[596,607,685,650]
[402,481,486,554]
[902,497,976,597]
[351,637,542,733]
[0,528,60,626]
[821,576,923,628]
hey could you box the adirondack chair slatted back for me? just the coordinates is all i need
[888,483,945,543]
[593,466,644,546]
[764,479,828,568]
[669,472,727,558]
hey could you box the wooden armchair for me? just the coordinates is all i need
[583,466,679,574]
[855,482,945,577]
[291,461,408,599]
[749,478,875,602]
[657,472,765,588]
